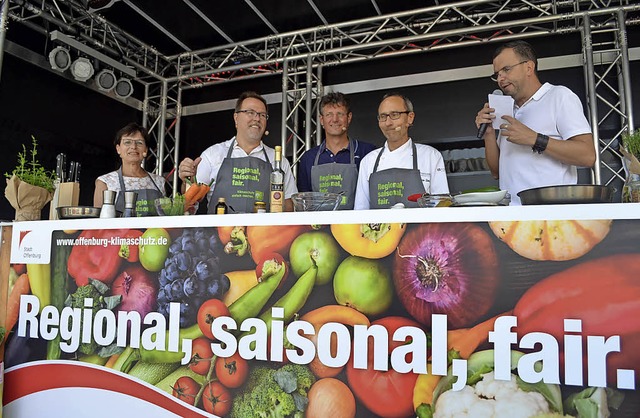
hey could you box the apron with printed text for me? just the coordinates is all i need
[116,167,164,216]
[310,139,358,210]
[368,142,426,209]
[209,141,272,213]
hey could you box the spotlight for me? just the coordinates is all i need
[48,47,71,72]
[70,57,94,82]
[95,69,117,92]
[114,78,133,99]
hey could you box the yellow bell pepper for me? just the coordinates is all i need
[26,263,51,312]
[331,223,406,259]
[413,364,442,414]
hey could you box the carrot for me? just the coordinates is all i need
[447,311,512,359]
[6,273,31,332]
[104,353,121,368]
[193,184,210,201]
[184,183,201,205]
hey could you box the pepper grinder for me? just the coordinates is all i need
[100,190,117,218]
[123,191,138,217]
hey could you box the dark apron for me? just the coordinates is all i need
[208,140,272,213]
[368,141,426,209]
[310,139,358,210]
[116,167,164,216]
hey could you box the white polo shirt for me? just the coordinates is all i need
[354,138,449,210]
[196,137,298,203]
[498,83,592,205]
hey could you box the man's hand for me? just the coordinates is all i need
[475,103,495,132]
[178,157,202,182]
[499,116,537,147]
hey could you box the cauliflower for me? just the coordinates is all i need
[434,372,551,418]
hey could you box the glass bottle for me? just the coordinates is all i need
[622,173,640,203]
[269,145,285,213]
[215,197,228,214]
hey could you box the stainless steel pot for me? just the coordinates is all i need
[517,185,615,205]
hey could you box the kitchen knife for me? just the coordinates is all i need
[68,161,76,183]
[56,154,65,182]
[74,162,81,182]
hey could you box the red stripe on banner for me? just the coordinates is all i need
[4,362,213,417]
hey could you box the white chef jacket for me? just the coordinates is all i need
[354,138,449,210]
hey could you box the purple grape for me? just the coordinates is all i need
[170,278,185,300]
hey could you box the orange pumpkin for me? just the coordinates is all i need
[488,219,612,261]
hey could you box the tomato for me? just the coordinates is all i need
[331,223,406,259]
[118,229,143,262]
[346,316,421,418]
[139,228,171,272]
[197,298,231,340]
[189,337,214,376]
[215,352,249,389]
[202,381,232,416]
[172,376,199,405]
[255,252,288,288]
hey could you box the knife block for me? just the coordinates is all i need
[49,182,80,220]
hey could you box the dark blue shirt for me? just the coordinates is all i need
[297,139,377,192]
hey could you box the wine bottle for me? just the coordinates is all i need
[269,146,285,212]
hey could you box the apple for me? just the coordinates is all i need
[333,256,393,315]
[139,228,171,272]
[289,231,342,285]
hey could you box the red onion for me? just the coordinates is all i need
[112,265,158,318]
[394,223,499,329]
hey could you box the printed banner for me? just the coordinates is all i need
[2,217,639,418]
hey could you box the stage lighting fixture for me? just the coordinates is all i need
[96,69,117,91]
[114,78,134,99]
[48,47,71,72]
[70,57,95,82]
[82,0,119,11]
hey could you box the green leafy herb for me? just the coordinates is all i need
[5,136,57,193]
[622,129,640,160]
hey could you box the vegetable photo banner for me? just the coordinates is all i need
[2,213,639,418]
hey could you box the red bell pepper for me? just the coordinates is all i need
[247,225,313,264]
[68,229,129,286]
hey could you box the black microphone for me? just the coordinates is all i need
[476,89,503,139]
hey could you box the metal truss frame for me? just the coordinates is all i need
[1,0,639,193]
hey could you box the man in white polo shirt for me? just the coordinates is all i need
[475,40,596,205]
[354,92,449,210]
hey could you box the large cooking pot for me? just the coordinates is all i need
[518,185,615,205]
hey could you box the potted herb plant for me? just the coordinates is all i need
[621,128,640,202]
[4,136,56,220]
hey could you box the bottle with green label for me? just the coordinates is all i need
[269,146,285,212]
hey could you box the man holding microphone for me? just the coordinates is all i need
[475,40,596,205]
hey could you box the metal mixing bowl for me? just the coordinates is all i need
[57,206,101,219]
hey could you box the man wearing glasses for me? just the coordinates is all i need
[475,40,596,205]
[296,92,376,209]
[178,91,297,212]
[354,92,449,209]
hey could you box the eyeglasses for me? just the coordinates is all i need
[377,111,411,122]
[490,60,529,81]
[321,112,348,119]
[121,139,145,148]
[236,109,269,120]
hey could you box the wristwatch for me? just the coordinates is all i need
[532,133,549,154]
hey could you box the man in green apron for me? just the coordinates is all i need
[297,92,376,210]
[354,93,449,209]
[178,91,298,213]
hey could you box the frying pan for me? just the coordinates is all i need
[517,185,615,205]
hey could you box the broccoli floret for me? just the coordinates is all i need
[278,363,316,397]
[65,279,121,355]
[231,364,316,418]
